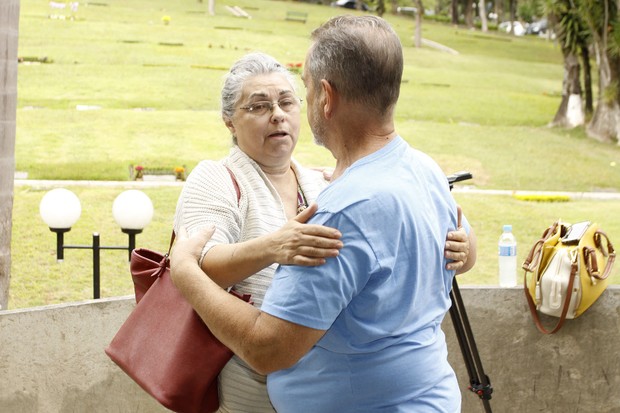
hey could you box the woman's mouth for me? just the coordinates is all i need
[268,131,289,138]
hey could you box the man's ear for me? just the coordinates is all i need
[320,79,337,119]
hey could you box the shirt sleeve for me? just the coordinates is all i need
[173,160,241,262]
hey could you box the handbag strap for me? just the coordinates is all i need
[522,221,561,273]
[522,239,544,273]
[166,231,176,256]
[584,230,616,281]
[225,166,241,205]
[523,250,579,334]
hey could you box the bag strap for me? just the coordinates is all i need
[523,250,579,334]
[583,230,616,281]
[523,250,578,334]
[522,221,561,273]
[225,166,241,205]
[165,231,176,256]
[522,239,544,274]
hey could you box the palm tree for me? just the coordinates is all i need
[0,0,20,310]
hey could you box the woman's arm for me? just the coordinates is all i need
[176,162,343,289]
[203,203,343,288]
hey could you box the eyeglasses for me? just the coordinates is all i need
[238,97,303,116]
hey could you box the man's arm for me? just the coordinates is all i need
[170,226,326,375]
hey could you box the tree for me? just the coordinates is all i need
[208,0,215,15]
[509,0,517,34]
[465,0,474,28]
[580,0,620,143]
[451,0,459,25]
[0,0,20,310]
[548,0,587,128]
[376,0,386,17]
[414,0,424,47]
[479,0,489,32]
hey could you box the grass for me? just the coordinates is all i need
[9,0,620,309]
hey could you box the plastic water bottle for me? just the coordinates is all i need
[498,224,517,287]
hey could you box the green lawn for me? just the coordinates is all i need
[9,0,620,309]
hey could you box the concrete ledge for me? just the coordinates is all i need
[1,287,619,412]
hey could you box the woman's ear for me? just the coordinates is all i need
[223,116,236,135]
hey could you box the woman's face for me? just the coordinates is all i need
[225,73,301,169]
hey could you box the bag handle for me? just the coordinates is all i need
[583,230,616,281]
[522,221,561,275]
[523,252,578,334]
[522,239,544,274]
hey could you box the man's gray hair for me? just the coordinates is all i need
[221,52,297,119]
[307,15,403,115]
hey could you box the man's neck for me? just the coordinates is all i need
[330,124,397,181]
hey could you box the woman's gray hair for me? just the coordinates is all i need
[221,52,297,119]
[307,15,403,115]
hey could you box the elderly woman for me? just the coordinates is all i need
[173,52,470,413]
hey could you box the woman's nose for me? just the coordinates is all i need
[270,104,286,122]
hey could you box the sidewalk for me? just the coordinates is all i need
[451,186,620,200]
[13,179,184,189]
[14,180,620,200]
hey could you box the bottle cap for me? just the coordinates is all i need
[503,224,512,232]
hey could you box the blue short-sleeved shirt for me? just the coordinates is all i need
[262,137,467,412]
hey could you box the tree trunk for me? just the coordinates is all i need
[495,0,504,25]
[465,0,474,28]
[509,0,516,35]
[0,0,20,311]
[550,53,584,128]
[414,0,423,47]
[580,39,593,117]
[479,0,488,32]
[391,0,398,14]
[208,0,215,15]
[356,0,363,10]
[451,0,458,25]
[376,0,385,17]
[587,52,620,143]
[582,1,620,144]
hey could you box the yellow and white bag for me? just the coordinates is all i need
[522,221,615,334]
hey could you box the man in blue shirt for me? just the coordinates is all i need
[171,15,476,412]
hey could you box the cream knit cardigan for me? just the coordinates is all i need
[174,145,327,412]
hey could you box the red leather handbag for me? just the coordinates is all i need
[105,235,251,413]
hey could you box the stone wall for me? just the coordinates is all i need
[1,286,619,412]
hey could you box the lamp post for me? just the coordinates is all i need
[40,188,154,299]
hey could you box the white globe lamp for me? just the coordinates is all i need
[39,188,82,229]
[112,190,154,231]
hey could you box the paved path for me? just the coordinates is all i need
[13,180,620,200]
[13,179,184,189]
